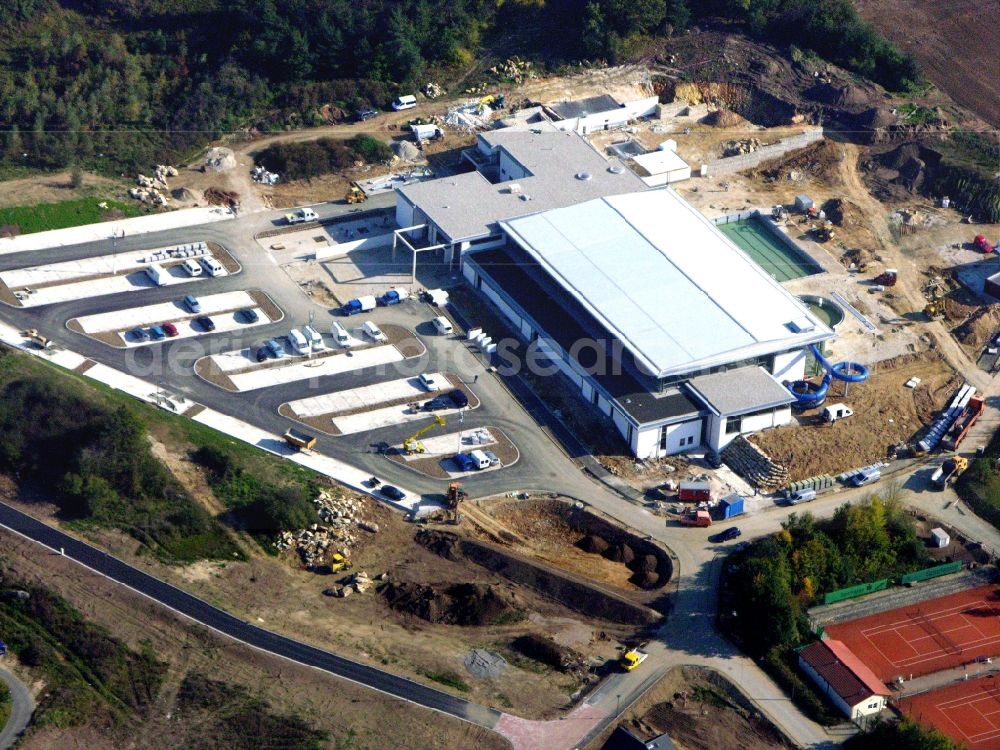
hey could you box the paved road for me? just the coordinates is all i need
[0,502,500,731]
[0,665,32,750]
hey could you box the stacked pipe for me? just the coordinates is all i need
[721,436,789,493]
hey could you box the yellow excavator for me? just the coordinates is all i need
[345,182,367,204]
[403,415,445,454]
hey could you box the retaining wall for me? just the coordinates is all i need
[702,129,824,176]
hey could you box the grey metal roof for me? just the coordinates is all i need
[500,189,834,379]
[550,94,622,120]
[397,130,644,242]
[686,366,795,416]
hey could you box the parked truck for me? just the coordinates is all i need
[283,428,316,451]
[379,288,410,306]
[974,235,995,254]
[678,480,711,502]
[20,328,51,349]
[931,455,968,490]
[340,295,377,316]
[679,510,712,527]
[285,207,318,225]
[942,395,985,450]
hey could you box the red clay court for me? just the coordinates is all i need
[825,585,1000,681]
[899,674,1000,748]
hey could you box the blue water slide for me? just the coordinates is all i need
[786,344,869,409]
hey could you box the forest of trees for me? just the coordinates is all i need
[0,0,919,175]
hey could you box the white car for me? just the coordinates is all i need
[418,373,442,391]
[362,321,386,342]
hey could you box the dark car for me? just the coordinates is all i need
[645,485,669,501]
[148,325,166,340]
[717,527,742,542]
[453,453,476,472]
[447,389,469,408]
[129,328,150,342]
[238,308,259,323]
[255,346,270,362]
[355,109,378,122]
[162,322,179,337]
[194,315,215,332]
[380,485,405,501]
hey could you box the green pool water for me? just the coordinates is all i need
[718,216,823,282]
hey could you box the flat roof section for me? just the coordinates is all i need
[549,94,621,120]
[500,189,834,379]
[467,246,700,427]
[631,148,689,176]
[687,366,794,416]
[397,130,644,243]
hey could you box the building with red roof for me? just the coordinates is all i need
[798,639,890,721]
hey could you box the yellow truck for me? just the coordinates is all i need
[283,428,317,451]
[620,649,649,671]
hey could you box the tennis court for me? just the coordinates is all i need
[718,216,822,282]
[825,585,1000,681]
[899,674,1000,748]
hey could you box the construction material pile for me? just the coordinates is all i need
[721,436,789,493]
[488,57,535,84]
[324,571,388,598]
[722,138,763,157]
[391,141,420,161]
[445,100,494,131]
[203,187,240,208]
[204,147,236,171]
[251,165,279,185]
[129,164,178,206]
[422,82,444,99]
[274,489,378,567]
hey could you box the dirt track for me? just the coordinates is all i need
[856,0,1000,127]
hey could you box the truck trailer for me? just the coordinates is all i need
[341,295,377,316]
[942,395,984,450]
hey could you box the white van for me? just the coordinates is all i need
[182,258,202,276]
[362,321,386,342]
[145,263,167,286]
[432,316,453,335]
[287,328,310,355]
[391,94,417,111]
[200,257,224,277]
[787,488,817,505]
[331,322,352,347]
[303,325,324,351]
[469,450,491,470]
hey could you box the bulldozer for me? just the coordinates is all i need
[402,414,446,454]
[345,183,367,204]
[329,552,353,573]
[445,481,467,525]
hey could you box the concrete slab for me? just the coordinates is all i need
[403,427,497,458]
[331,400,466,435]
[225,345,405,392]
[0,206,233,255]
[286,374,442,417]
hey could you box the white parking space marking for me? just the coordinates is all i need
[225,345,405,392]
[13,265,227,308]
[75,291,257,333]
[331,401,464,435]
[287,374,442,417]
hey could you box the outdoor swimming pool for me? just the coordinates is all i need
[718,216,823,282]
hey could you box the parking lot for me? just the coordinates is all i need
[279,372,477,436]
[0,241,238,308]
[68,290,281,347]
[0,201,539,507]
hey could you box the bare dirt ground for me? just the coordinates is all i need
[0,528,509,750]
[0,171,127,209]
[586,665,790,750]
[856,0,1000,128]
[751,349,960,481]
[0,470,642,720]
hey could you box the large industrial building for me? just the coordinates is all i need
[394,129,834,458]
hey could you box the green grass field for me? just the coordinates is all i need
[0,198,144,235]
[718,217,822,282]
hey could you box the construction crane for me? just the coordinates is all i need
[403,415,445,454]
[445,481,467,525]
